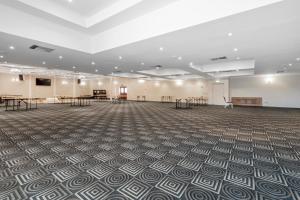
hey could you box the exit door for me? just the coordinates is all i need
[212,83,225,105]
[119,86,127,100]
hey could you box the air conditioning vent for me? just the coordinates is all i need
[150,65,162,69]
[113,70,122,73]
[29,45,55,53]
[211,56,227,61]
[277,70,285,74]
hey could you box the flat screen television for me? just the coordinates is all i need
[36,78,51,86]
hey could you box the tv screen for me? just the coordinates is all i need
[36,78,51,86]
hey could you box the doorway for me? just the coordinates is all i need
[212,83,225,105]
[119,86,127,100]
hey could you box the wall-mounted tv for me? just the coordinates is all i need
[36,78,51,86]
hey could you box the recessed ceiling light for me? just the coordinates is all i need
[42,61,46,65]
[0,55,3,58]
[228,32,233,37]
[95,69,98,72]
[9,46,15,50]
[118,56,123,60]
[72,66,76,69]
[159,47,164,51]
[141,62,144,65]
[68,0,73,2]
[130,70,134,72]
[216,80,220,83]
[233,48,238,52]
[114,66,118,69]
[296,58,300,61]
[288,63,293,67]
[59,56,63,60]
[91,61,95,65]
[177,56,182,60]
[189,62,193,66]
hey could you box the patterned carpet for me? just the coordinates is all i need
[0,102,300,200]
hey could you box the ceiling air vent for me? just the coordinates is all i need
[211,56,227,61]
[29,45,55,53]
[277,70,285,74]
[150,65,162,69]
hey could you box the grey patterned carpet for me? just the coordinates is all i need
[0,102,300,200]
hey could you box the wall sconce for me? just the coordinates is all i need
[175,80,183,86]
[264,75,274,84]
[138,79,145,83]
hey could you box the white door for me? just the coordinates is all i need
[212,83,225,105]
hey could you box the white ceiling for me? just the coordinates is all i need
[4,0,178,30]
[138,68,190,76]
[0,63,102,79]
[51,0,120,17]
[112,72,148,78]
[192,60,255,73]
[0,0,300,80]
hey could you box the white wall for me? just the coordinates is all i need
[0,73,300,108]
[0,73,212,102]
[108,78,210,102]
[230,74,300,108]
[210,80,229,105]
[6,72,300,108]
[0,73,92,98]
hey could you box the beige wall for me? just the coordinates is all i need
[230,74,300,108]
[0,73,211,102]
[108,77,210,102]
[0,73,92,98]
[2,72,299,108]
[0,73,29,97]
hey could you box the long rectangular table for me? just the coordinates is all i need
[70,97,91,107]
[4,98,39,111]
[187,97,208,106]
[176,98,193,109]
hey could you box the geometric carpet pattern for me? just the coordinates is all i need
[0,102,300,200]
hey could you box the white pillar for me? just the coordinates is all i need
[28,74,32,98]
[110,76,113,100]
[72,75,76,97]
[53,76,57,97]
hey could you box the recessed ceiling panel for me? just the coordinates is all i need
[143,77,167,81]
[50,0,120,17]
[191,59,255,73]
[166,74,204,80]
[112,72,148,78]
[209,69,255,78]
[138,68,190,76]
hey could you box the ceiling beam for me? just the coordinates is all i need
[86,0,144,28]
[91,0,283,53]
[16,0,85,27]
